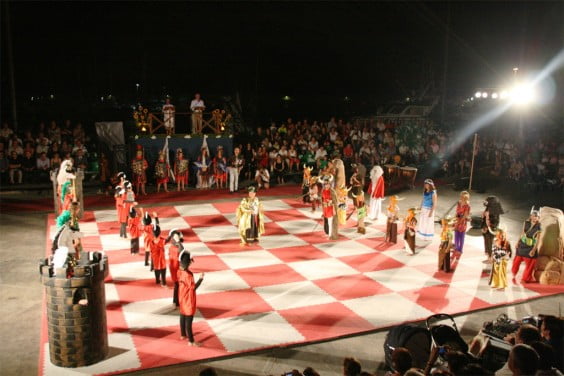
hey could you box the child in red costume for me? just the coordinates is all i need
[178,250,204,346]
[141,210,159,268]
[166,229,183,306]
[128,206,142,254]
[149,224,167,287]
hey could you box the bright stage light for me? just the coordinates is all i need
[492,92,498,99]
[475,92,482,98]
[510,83,536,105]
[482,92,489,98]
[500,90,508,99]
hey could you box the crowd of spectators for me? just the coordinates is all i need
[0,120,93,186]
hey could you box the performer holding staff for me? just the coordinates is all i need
[417,179,437,241]
[236,186,265,245]
[190,93,205,134]
[131,146,148,195]
[155,152,170,193]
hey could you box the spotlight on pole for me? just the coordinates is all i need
[491,92,499,99]
[475,91,482,98]
[510,83,536,105]
[482,92,489,98]
[499,90,509,99]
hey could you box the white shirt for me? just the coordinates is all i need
[190,99,205,111]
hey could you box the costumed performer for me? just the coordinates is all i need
[386,195,400,243]
[351,187,366,234]
[155,152,170,193]
[195,145,212,189]
[52,201,83,269]
[236,186,265,245]
[166,229,184,306]
[174,148,189,192]
[512,210,541,283]
[438,217,454,272]
[131,146,148,195]
[308,175,321,212]
[213,146,228,189]
[302,165,313,203]
[321,175,339,240]
[490,227,512,289]
[178,250,204,346]
[56,159,76,214]
[142,210,159,268]
[404,207,417,255]
[367,165,385,220]
[128,206,142,255]
[227,146,244,193]
[453,191,471,259]
[119,181,136,238]
[150,224,167,287]
[417,178,437,241]
[162,97,175,136]
[336,184,350,226]
[481,196,504,263]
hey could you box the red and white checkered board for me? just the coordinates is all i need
[40,198,561,375]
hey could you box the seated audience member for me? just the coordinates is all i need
[456,363,492,375]
[36,152,51,182]
[343,357,362,376]
[508,344,538,376]
[445,350,469,375]
[530,341,562,376]
[386,347,413,376]
[74,149,88,170]
[8,150,23,184]
[198,367,218,376]
[303,367,320,376]
[540,316,563,371]
[21,150,36,183]
[0,150,8,182]
[255,165,270,189]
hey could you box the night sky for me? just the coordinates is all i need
[3,1,564,108]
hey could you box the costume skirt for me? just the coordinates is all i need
[417,207,435,240]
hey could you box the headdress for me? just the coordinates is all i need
[117,171,126,180]
[124,180,132,189]
[142,211,152,226]
[152,224,161,238]
[129,206,137,218]
[247,185,257,193]
[166,228,184,244]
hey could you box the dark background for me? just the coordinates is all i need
[2,1,563,127]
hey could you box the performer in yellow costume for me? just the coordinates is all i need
[236,186,265,245]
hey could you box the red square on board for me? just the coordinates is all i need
[197,289,273,320]
[113,278,177,302]
[268,245,331,263]
[263,222,290,236]
[81,235,103,251]
[264,209,308,222]
[339,252,404,273]
[314,274,393,300]
[399,284,490,313]
[295,230,349,244]
[190,255,230,273]
[183,215,232,228]
[235,263,307,288]
[97,221,121,235]
[206,238,262,254]
[213,201,240,214]
[279,302,373,342]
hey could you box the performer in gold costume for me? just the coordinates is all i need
[236,186,265,245]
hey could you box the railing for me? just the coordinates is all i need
[134,106,231,136]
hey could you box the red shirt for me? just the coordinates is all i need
[321,188,334,218]
[368,176,385,199]
[128,216,142,238]
[143,224,153,249]
[168,244,180,282]
[115,195,124,222]
[177,269,197,315]
[149,236,166,270]
[455,203,471,232]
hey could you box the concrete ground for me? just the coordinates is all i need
[0,178,561,376]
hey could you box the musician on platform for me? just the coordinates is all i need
[190,93,205,134]
[162,98,175,136]
[131,146,148,195]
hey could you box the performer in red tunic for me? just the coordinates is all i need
[321,176,338,240]
[131,147,148,195]
[166,229,183,306]
[174,149,189,192]
[141,210,159,267]
[119,181,136,238]
[155,152,169,193]
[128,206,142,255]
[115,185,125,232]
[178,250,204,346]
[149,224,167,287]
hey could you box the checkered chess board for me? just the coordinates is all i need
[40,198,559,375]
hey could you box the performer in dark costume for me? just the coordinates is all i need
[512,210,541,283]
[481,196,504,263]
[404,208,417,255]
[128,206,142,254]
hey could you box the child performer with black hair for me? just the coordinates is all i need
[490,228,512,289]
[149,224,167,287]
[128,206,142,255]
[141,210,159,268]
[166,229,183,306]
[178,250,204,346]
